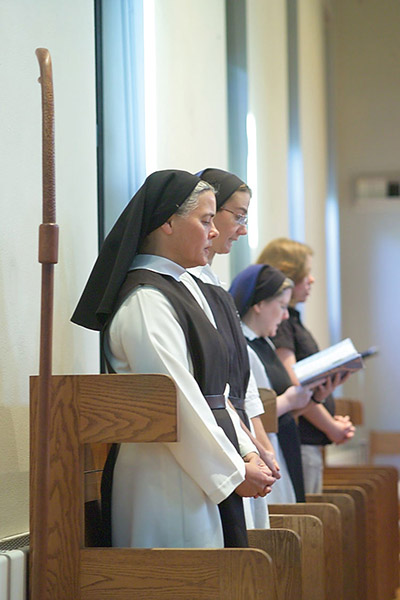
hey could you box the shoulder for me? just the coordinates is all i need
[271,317,296,351]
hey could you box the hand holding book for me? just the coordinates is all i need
[292,338,364,389]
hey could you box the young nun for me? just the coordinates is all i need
[230,264,313,503]
[71,170,272,550]
[184,168,278,528]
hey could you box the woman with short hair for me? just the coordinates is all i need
[257,238,355,494]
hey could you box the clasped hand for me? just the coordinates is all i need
[235,452,276,499]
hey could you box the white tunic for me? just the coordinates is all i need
[106,255,256,548]
[187,265,270,528]
[241,323,297,504]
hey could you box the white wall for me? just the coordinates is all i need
[298,0,330,350]
[246,0,330,351]
[150,0,231,281]
[331,0,400,431]
[246,0,290,248]
[0,0,98,539]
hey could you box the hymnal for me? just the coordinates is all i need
[293,338,364,387]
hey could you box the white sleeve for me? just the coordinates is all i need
[226,402,258,456]
[107,286,246,504]
[244,368,265,419]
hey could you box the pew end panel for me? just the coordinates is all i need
[248,528,302,600]
[30,373,279,599]
[306,492,356,600]
[80,547,277,600]
[269,514,325,600]
[334,397,364,425]
[258,388,278,433]
[268,502,343,600]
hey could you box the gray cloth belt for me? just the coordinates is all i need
[204,394,226,410]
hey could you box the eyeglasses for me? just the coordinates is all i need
[220,208,248,226]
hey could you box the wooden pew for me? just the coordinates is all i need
[248,528,302,600]
[82,384,309,600]
[258,388,278,433]
[268,503,343,600]
[321,485,368,600]
[333,397,364,425]
[267,514,325,600]
[306,492,356,600]
[324,466,399,600]
[30,373,279,600]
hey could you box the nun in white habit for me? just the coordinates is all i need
[72,170,272,549]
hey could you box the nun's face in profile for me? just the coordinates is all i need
[256,288,292,337]
[211,190,250,256]
[167,190,219,268]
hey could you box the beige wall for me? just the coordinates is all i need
[246,0,330,350]
[0,0,98,539]
[298,0,330,349]
[246,0,290,248]
[331,0,400,430]
[151,0,231,282]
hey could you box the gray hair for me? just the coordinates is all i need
[175,180,216,217]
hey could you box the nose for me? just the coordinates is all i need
[308,274,315,284]
[209,220,219,239]
[282,308,289,321]
[237,223,248,236]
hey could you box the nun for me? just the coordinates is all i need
[72,170,272,549]
[229,264,312,503]
[184,168,280,529]
[188,169,277,464]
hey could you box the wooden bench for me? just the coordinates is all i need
[324,466,399,600]
[258,388,278,433]
[269,503,343,600]
[82,383,311,600]
[333,397,364,425]
[322,485,367,599]
[30,373,279,599]
[248,528,302,600]
[267,514,325,600]
[306,492,356,600]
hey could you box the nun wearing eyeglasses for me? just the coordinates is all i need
[71,170,272,550]
[183,168,279,529]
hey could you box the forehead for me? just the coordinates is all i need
[223,190,251,212]
[197,189,216,212]
[303,254,313,274]
[279,288,292,301]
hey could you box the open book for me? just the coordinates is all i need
[293,338,364,387]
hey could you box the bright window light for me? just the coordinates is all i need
[143,0,157,175]
[246,112,258,251]
[326,193,341,342]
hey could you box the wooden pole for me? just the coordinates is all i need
[30,47,59,600]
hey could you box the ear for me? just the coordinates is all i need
[160,220,173,235]
[253,301,263,315]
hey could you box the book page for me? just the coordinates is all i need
[293,338,359,382]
